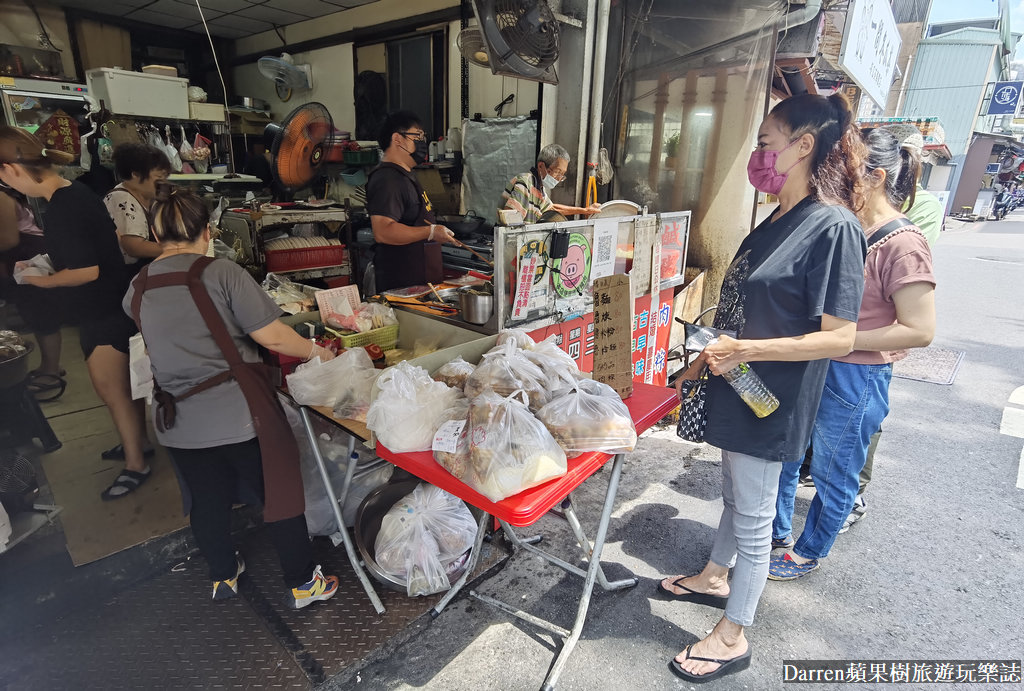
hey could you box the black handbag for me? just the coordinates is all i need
[676,366,709,443]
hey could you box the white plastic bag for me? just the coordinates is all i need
[432,356,476,390]
[128,332,153,403]
[523,335,583,387]
[467,389,567,501]
[536,378,637,456]
[495,328,536,350]
[178,126,194,161]
[366,361,465,452]
[163,125,182,172]
[465,339,549,410]
[373,483,477,596]
[286,348,379,410]
[12,254,54,284]
[431,398,472,480]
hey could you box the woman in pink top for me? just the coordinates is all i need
[769,127,936,580]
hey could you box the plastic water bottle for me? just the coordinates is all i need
[722,362,779,418]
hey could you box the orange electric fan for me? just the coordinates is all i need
[264,102,333,191]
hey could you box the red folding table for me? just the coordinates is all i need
[376,382,678,690]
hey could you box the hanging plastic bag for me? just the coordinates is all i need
[432,356,476,390]
[192,132,212,174]
[595,146,614,185]
[536,378,637,456]
[467,389,567,501]
[366,361,465,452]
[286,348,379,410]
[178,126,194,162]
[373,483,478,596]
[163,125,183,172]
[465,339,549,410]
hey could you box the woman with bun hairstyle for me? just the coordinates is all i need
[657,94,868,683]
[769,127,935,581]
[0,126,150,499]
[123,183,339,607]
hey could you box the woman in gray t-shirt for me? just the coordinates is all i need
[124,185,340,609]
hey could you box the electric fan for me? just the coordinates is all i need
[458,27,491,68]
[258,53,313,101]
[469,0,560,84]
[263,102,333,192]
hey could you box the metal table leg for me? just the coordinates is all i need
[431,511,490,617]
[299,406,385,615]
[465,453,634,690]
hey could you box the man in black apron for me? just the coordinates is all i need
[365,111,456,293]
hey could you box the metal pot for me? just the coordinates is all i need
[435,211,486,238]
[354,478,478,593]
[459,288,493,325]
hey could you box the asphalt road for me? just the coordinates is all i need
[334,214,1024,691]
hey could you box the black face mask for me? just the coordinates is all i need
[410,139,429,165]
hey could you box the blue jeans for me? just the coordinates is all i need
[772,360,892,560]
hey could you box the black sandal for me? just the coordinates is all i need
[100,467,152,501]
[26,373,67,403]
[101,444,156,461]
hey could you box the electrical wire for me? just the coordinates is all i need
[195,0,236,174]
[23,1,62,52]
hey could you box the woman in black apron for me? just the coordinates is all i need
[124,184,339,607]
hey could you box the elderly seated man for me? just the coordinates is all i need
[501,143,601,223]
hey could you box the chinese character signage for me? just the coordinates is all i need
[838,0,901,108]
[591,275,633,398]
[988,81,1024,115]
[35,110,80,158]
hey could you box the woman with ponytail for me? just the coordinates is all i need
[123,183,340,607]
[770,127,935,580]
[658,94,868,683]
[0,126,152,499]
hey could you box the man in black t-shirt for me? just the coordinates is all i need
[365,111,456,293]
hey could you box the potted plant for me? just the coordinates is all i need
[664,132,680,168]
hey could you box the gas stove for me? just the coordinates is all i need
[441,232,494,272]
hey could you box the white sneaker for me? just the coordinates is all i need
[838,496,867,534]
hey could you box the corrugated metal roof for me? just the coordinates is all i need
[903,41,999,156]
[892,0,932,24]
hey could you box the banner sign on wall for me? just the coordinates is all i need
[838,0,901,108]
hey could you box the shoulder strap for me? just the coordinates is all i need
[185,256,247,367]
[867,217,913,246]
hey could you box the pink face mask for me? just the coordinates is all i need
[747,138,802,196]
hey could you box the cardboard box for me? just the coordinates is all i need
[189,102,225,121]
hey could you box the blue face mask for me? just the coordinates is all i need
[542,173,559,190]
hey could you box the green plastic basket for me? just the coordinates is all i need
[338,323,399,350]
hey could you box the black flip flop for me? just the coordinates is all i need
[654,577,728,608]
[101,444,157,461]
[26,373,67,403]
[669,645,752,683]
[100,467,152,501]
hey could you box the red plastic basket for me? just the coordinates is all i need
[265,245,347,272]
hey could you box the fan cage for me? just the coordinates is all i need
[269,103,334,191]
[493,0,559,69]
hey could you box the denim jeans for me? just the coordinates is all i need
[772,360,892,560]
[710,449,782,627]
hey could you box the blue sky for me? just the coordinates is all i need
[929,0,1024,59]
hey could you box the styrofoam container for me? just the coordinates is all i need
[189,102,225,121]
[86,68,189,119]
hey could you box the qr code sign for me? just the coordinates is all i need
[595,232,613,266]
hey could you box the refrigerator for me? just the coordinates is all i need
[0,78,93,166]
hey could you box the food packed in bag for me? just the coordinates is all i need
[432,356,476,390]
[536,378,637,455]
[464,340,549,410]
[373,483,477,596]
[465,389,567,501]
[366,361,465,452]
